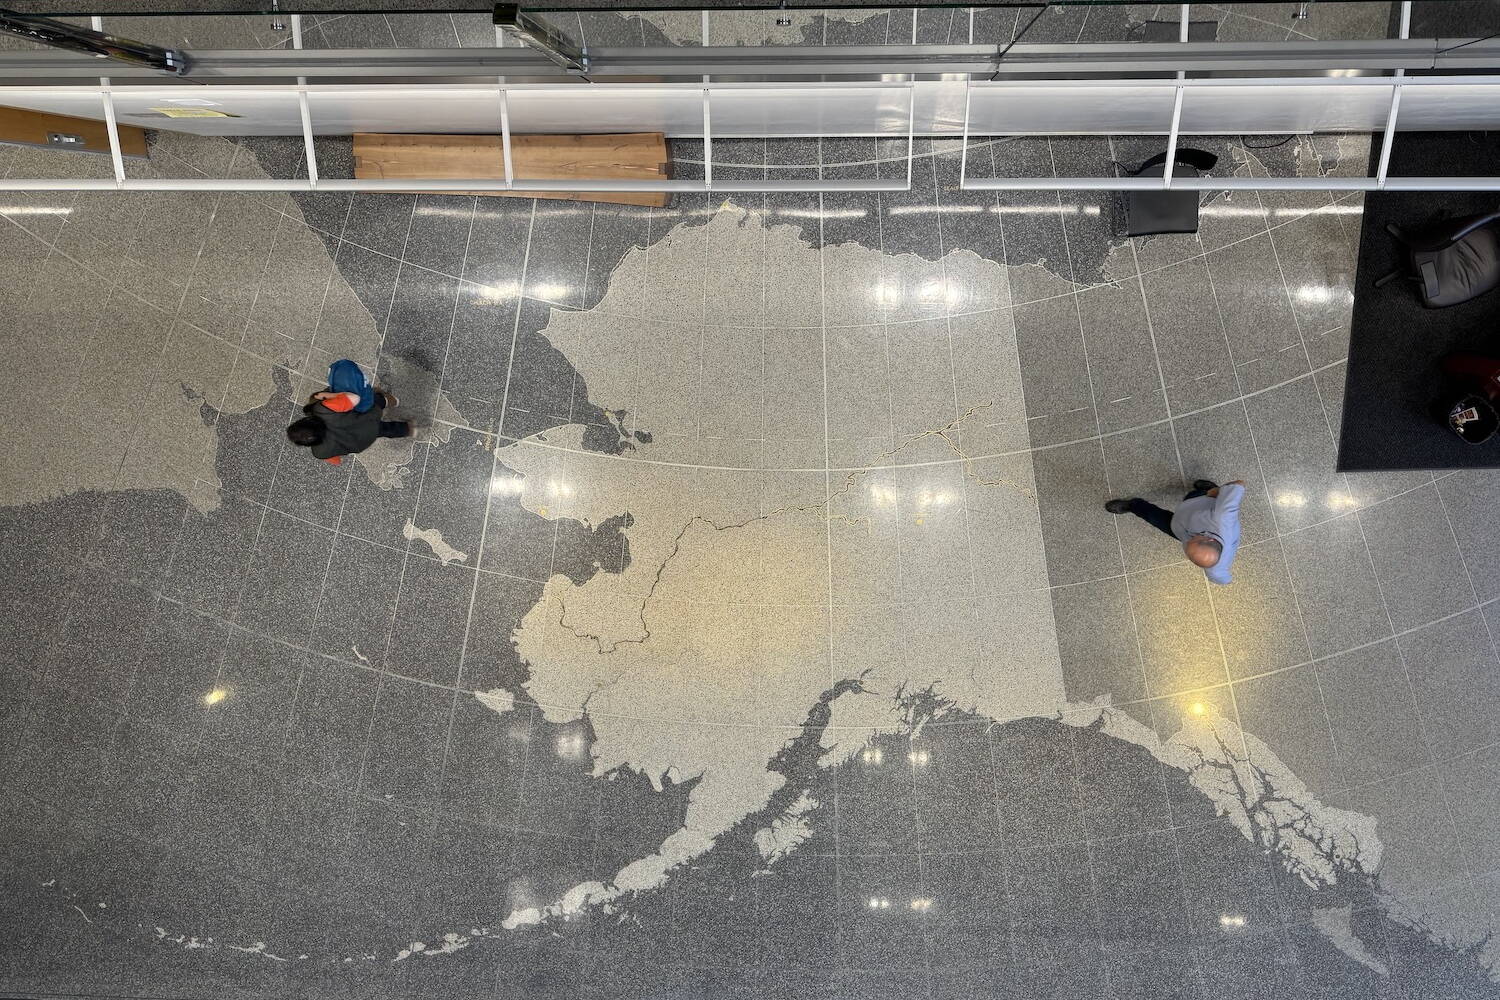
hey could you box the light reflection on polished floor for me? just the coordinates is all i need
[7,5,1500,1000]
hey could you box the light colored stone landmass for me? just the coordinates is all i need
[493,204,1393,935]
[1062,698,1382,888]
[403,519,469,565]
[497,205,1056,927]
[753,791,818,869]
[1311,905,1389,976]
[475,688,516,716]
[0,130,454,514]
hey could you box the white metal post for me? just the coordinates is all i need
[702,88,712,190]
[99,91,125,187]
[1375,1,1412,189]
[292,15,318,188]
[91,16,125,187]
[701,10,710,83]
[8,75,1500,194]
[958,82,972,190]
[500,89,514,188]
[905,85,915,191]
[1162,3,1189,189]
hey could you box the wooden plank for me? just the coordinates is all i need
[0,104,147,158]
[353,132,671,207]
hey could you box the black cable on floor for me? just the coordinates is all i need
[1241,134,1296,150]
[990,3,1050,80]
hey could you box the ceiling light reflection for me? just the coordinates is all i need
[773,208,868,220]
[872,282,902,308]
[529,282,571,301]
[1293,284,1337,305]
[472,281,519,304]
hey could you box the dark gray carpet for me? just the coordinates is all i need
[1338,130,1500,472]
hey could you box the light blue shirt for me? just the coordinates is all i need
[1171,484,1244,585]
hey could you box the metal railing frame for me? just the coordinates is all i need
[8,2,1500,193]
[0,77,920,193]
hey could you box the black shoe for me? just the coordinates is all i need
[1105,499,1134,514]
[1192,479,1217,492]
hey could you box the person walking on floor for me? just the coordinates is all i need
[1105,478,1246,585]
[285,358,411,465]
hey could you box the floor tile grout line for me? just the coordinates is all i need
[215,177,317,637]
[238,138,358,743]
[423,198,480,429]
[1428,480,1500,873]
[236,174,1358,323]
[1430,479,1500,671]
[0,188,1366,474]
[814,188,852,922]
[347,194,426,818]
[278,194,404,785]
[365,197,425,679]
[1062,151,1160,718]
[118,179,234,606]
[816,191,840,727]
[1195,207,1340,791]
[932,140,984,614]
[406,352,1353,478]
[10,754,1493,907]
[1349,505,1479,889]
[1125,196,1254,773]
[1259,188,1354,505]
[28,534,1500,744]
[435,196,539,846]
[412,191,494,862]
[164,182,358,610]
[1099,135,1158,712]
[101,415,1458,622]
[202,397,298,762]
[911,146,948,999]
[1043,135,1121,999]
[282,448,363,762]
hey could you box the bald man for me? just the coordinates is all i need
[1105,479,1245,585]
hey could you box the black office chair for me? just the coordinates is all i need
[1374,210,1500,308]
[1117,148,1219,238]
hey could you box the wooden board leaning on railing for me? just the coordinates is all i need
[352,132,671,207]
[0,105,148,158]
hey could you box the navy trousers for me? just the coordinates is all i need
[1128,488,1210,540]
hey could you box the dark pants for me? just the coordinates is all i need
[374,391,409,439]
[1128,487,1211,540]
